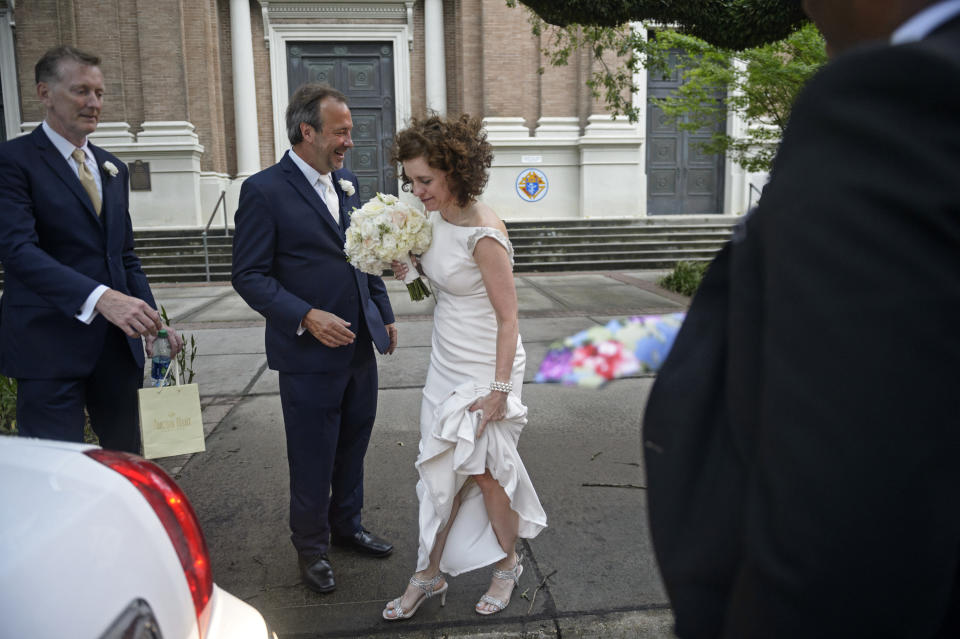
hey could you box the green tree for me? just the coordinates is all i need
[642,25,827,172]
[515,0,808,50]
[513,2,826,173]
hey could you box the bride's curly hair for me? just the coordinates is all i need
[391,113,493,207]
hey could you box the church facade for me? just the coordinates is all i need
[0,0,763,229]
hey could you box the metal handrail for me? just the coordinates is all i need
[747,183,763,211]
[201,191,228,283]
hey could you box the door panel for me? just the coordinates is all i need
[348,112,381,202]
[646,49,725,215]
[303,61,335,85]
[287,42,397,196]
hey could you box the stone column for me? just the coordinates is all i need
[230,0,261,177]
[424,0,447,116]
[0,5,20,139]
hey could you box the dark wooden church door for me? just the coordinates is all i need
[287,42,397,199]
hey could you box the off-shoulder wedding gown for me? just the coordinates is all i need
[413,211,547,576]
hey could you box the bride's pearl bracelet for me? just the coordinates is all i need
[490,380,513,393]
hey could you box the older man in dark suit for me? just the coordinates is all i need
[643,1,960,637]
[0,46,180,454]
[232,84,398,594]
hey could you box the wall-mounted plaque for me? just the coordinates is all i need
[130,160,151,191]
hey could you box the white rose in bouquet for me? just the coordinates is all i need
[344,192,432,301]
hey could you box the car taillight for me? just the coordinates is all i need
[86,449,213,637]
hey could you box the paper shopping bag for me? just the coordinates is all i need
[137,381,205,459]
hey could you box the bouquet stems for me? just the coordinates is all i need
[399,254,431,301]
[406,277,431,301]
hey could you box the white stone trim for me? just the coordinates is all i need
[136,121,204,147]
[631,22,650,216]
[266,23,412,162]
[424,0,446,115]
[230,0,261,177]
[534,116,580,139]
[88,122,136,145]
[583,113,642,138]
[0,4,20,140]
[482,117,529,140]
[630,23,648,124]
[483,128,645,220]
[261,0,410,21]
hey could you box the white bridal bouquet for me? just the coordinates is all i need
[344,192,433,301]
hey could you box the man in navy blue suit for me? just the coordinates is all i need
[643,1,960,637]
[232,84,398,594]
[0,46,180,454]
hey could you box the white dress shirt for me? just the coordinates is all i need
[287,149,343,335]
[41,121,108,324]
[287,149,339,223]
[891,0,960,43]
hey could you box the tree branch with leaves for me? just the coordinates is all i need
[516,0,808,50]
[512,0,826,174]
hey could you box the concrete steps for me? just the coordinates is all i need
[0,220,735,285]
[508,220,733,271]
[134,230,233,283]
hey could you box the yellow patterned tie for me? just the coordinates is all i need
[71,148,101,215]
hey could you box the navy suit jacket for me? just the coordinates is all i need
[0,126,155,379]
[643,15,960,639]
[231,153,395,373]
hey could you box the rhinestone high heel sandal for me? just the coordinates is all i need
[475,553,523,615]
[382,573,448,621]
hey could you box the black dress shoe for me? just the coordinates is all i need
[298,553,335,593]
[330,527,394,557]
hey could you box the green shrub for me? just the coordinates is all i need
[658,261,709,297]
[0,375,16,436]
[160,306,198,385]
[0,376,99,443]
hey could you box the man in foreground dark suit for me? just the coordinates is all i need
[0,46,181,453]
[232,84,398,594]
[643,1,960,637]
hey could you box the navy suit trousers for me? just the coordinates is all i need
[16,325,143,453]
[278,334,378,556]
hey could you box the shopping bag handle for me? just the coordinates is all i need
[159,356,178,387]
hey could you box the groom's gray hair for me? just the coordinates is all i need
[286,84,348,145]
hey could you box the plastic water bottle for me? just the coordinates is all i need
[151,329,172,387]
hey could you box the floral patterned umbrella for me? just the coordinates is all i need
[535,313,685,388]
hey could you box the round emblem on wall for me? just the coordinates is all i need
[516,169,548,203]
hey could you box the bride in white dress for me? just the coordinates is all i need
[383,114,547,620]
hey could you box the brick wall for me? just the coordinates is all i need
[410,0,426,117]
[443,0,458,116]
[117,0,146,131]
[538,24,580,121]
[136,0,189,122]
[451,0,482,118]
[182,0,225,173]
[12,0,599,176]
[478,0,541,132]
[216,0,237,176]
[250,1,274,170]
[14,0,114,123]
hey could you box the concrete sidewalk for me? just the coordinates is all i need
[152,270,688,639]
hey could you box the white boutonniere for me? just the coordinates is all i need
[338,178,355,196]
[102,161,119,177]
